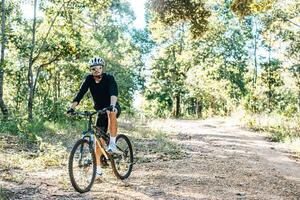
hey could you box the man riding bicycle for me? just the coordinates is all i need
[67,56,121,176]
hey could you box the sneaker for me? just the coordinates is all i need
[100,155,109,168]
[96,166,103,176]
[106,143,121,154]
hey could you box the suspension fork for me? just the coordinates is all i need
[79,131,93,160]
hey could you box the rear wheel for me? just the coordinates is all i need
[111,134,134,179]
[68,139,96,193]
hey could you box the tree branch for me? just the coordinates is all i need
[33,53,62,94]
[279,16,300,28]
[32,0,72,64]
[285,18,300,28]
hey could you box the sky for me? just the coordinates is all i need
[128,0,146,29]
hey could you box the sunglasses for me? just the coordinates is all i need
[90,65,103,71]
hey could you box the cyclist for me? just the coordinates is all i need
[67,56,121,176]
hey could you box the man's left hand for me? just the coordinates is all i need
[110,105,118,113]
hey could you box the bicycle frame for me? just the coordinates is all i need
[80,132,110,162]
[80,125,110,162]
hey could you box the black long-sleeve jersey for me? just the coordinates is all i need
[72,73,118,110]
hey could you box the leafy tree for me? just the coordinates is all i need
[260,59,283,112]
[145,19,192,117]
[147,0,211,38]
[231,0,276,18]
[7,0,114,120]
[85,0,145,112]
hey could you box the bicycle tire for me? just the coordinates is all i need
[68,139,96,193]
[111,134,134,180]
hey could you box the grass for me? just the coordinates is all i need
[240,112,300,143]
[0,140,67,173]
[0,119,84,173]
[0,187,8,200]
[153,132,184,159]
[0,169,25,184]
[0,115,184,174]
[58,175,70,191]
[0,116,183,197]
[285,137,300,157]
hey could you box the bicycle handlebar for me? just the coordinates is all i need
[69,107,111,117]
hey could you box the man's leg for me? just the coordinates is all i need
[95,114,108,174]
[95,141,101,165]
[107,110,119,152]
[109,111,118,137]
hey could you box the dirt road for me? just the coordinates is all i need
[1,117,300,199]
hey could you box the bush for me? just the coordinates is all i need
[0,120,19,135]
[241,112,300,142]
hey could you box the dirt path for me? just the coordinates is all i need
[1,117,300,200]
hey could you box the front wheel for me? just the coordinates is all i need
[68,139,96,193]
[111,134,134,180]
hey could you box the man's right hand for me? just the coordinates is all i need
[67,108,75,115]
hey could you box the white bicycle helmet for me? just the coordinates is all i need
[89,56,105,67]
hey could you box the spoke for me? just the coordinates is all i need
[111,137,133,178]
[123,147,129,153]
[72,143,94,189]
[116,143,129,154]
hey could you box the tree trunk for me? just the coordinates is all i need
[53,71,58,118]
[54,71,57,104]
[16,70,22,111]
[195,100,200,118]
[298,89,300,112]
[297,81,300,112]
[27,0,38,121]
[196,99,202,118]
[172,94,180,118]
[27,1,65,121]
[267,30,272,112]
[253,16,258,85]
[0,0,9,120]
[57,69,61,99]
[176,94,180,118]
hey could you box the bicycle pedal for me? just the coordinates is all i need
[100,161,109,168]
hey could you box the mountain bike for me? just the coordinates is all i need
[68,107,134,193]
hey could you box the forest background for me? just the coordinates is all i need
[0,0,299,144]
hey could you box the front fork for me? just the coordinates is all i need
[78,131,93,163]
[81,131,110,161]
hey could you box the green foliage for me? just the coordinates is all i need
[145,21,191,117]
[145,2,249,118]
[0,187,10,200]
[244,84,291,115]
[1,0,300,145]
[147,0,211,38]
[242,59,298,115]
[2,0,146,123]
[0,115,84,147]
[231,0,276,17]
[186,66,236,117]
[0,120,19,135]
